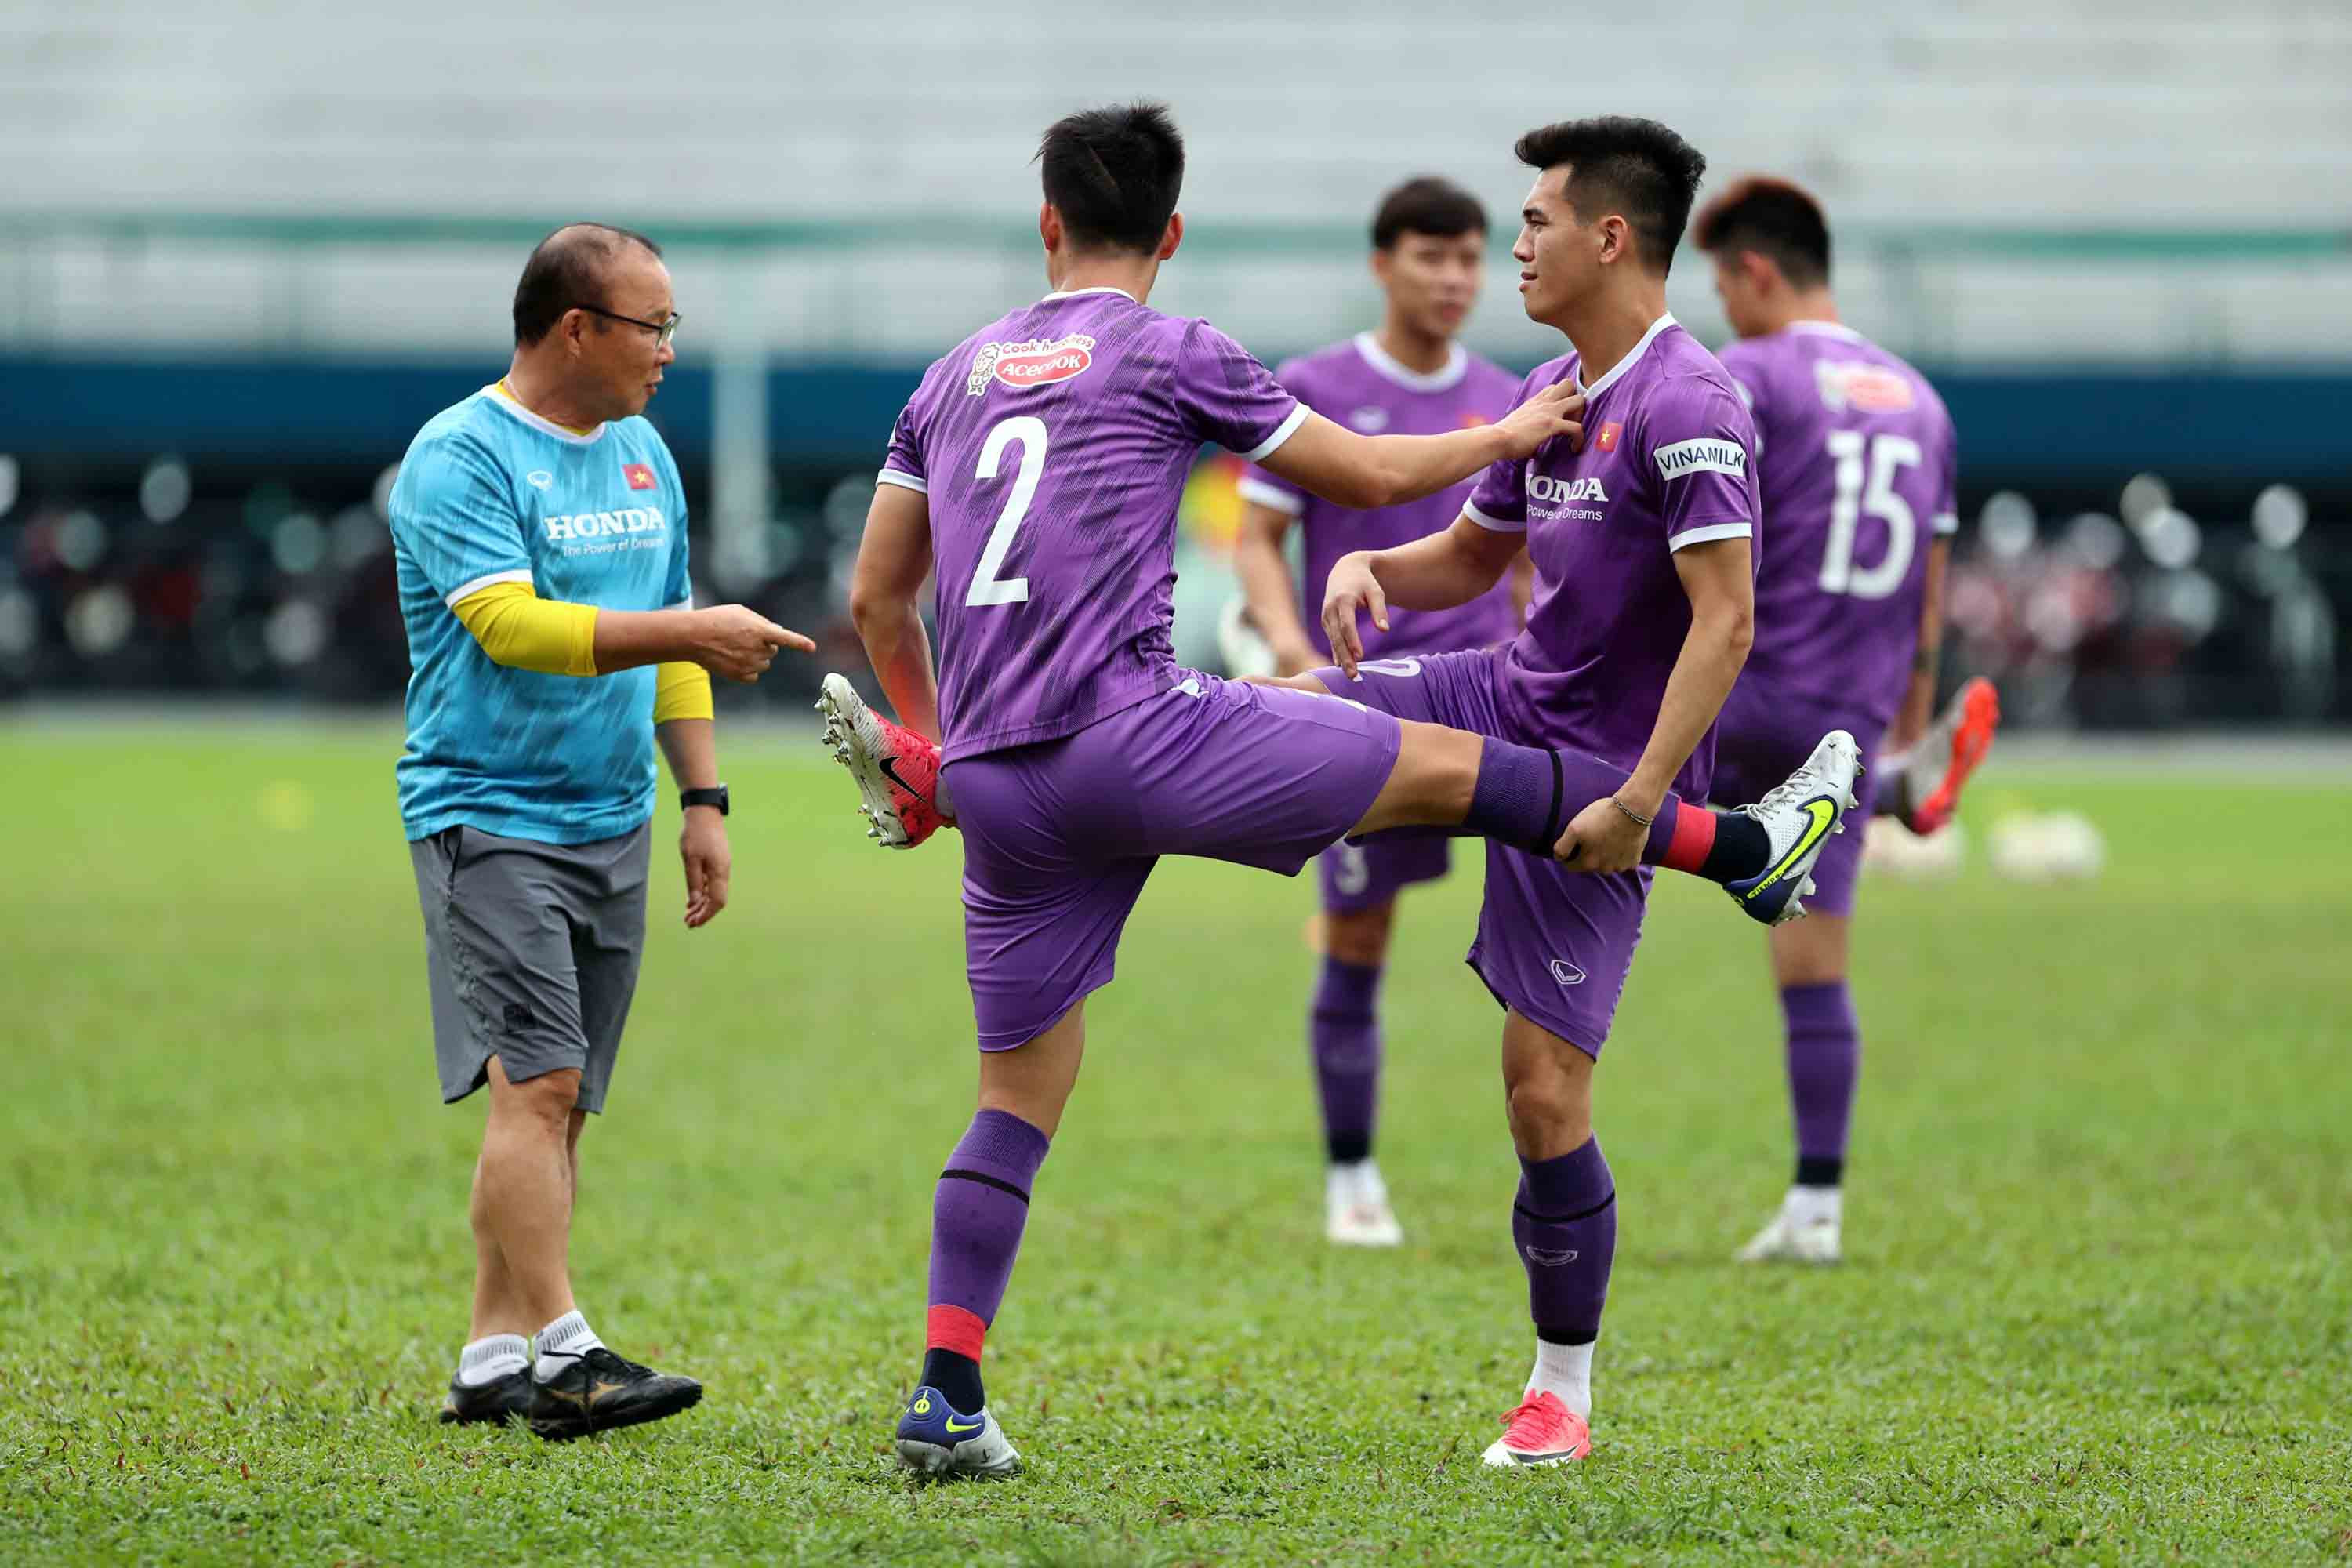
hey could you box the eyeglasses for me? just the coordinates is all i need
[575,303,680,350]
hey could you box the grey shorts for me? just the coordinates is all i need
[408,822,651,1115]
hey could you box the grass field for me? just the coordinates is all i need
[3,720,2348,1566]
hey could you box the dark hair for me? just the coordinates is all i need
[1692,176,1831,286]
[1036,102,1186,255]
[1512,116,1708,277]
[1371,176,1487,250]
[513,223,663,346]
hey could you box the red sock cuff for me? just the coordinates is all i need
[1661,800,1717,873]
[926,1304,987,1362]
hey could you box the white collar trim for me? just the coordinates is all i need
[1574,312,1677,400]
[1788,319,1864,342]
[1040,285,1139,304]
[1352,332,1468,394]
[482,383,606,445]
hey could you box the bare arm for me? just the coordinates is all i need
[655,713,719,793]
[1555,537,1755,870]
[847,481,942,742]
[655,715,728,927]
[1888,537,1951,753]
[1318,516,1526,677]
[1231,500,1321,676]
[1258,381,1584,510]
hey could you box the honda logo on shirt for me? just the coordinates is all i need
[622,463,658,491]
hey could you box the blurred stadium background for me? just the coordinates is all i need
[2,0,2347,728]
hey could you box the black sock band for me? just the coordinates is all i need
[919,1349,985,1414]
[1535,1323,1599,1348]
[939,1168,1030,1204]
[1795,1156,1845,1188]
[1542,750,1565,853]
[1327,1133,1371,1165]
[1698,811,1771,882]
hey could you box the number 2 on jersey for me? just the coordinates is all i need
[967,416,1046,607]
[1819,430,1922,600]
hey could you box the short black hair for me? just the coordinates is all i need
[1036,102,1185,255]
[1512,116,1708,277]
[1693,176,1832,287]
[1370,176,1487,250]
[513,223,663,347]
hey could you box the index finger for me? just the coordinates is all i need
[763,621,817,653]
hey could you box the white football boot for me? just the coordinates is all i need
[1324,1160,1403,1247]
[895,1386,1022,1479]
[1737,1188,1843,1265]
[1723,731,1863,925]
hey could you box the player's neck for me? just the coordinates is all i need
[1556,285,1670,388]
[1756,289,1842,336]
[1372,313,1454,376]
[500,358,606,435]
[1044,251,1160,307]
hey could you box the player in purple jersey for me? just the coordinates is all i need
[1228,176,1526,1249]
[1287,117,1867,1467]
[819,103,1857,1480]
[1693,177,2003,1266]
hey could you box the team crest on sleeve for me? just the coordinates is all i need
[1654,437,1748,482]
[967,335,1097,395]
[622,463,658,491]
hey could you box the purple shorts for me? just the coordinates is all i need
[1316,833,1452,914]
[1709,679,1885,918]
[945,670,1403,1051]
[1316,651,1647,1060]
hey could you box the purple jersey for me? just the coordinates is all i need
[880,287,1305,762]
[1237,333,1523,658]
[1715,321,1957,729]
[1463,315,1759,800]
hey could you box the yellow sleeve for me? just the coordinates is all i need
[654,661,714,724]
[448,581,600,677]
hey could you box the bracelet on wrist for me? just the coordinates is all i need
[1609,795,1654,829]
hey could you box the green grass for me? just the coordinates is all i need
[2,723,2348,1565]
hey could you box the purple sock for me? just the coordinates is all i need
[1782,982,1860,1185]
[1465,738,1729,872]
[1310,957,1382,1163]
[1513,1137,1616,1345]
[923,1109,1051,1408]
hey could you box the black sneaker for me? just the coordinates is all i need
[440,1368,533,1427]
[525,1347,703,1441]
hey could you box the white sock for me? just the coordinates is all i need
[1786,1184,1843,1229]
[1526,1338,1594,1421]
[456,1333,529,1387]
[1327,1159,1385,1204]
[531,1310,604,1382]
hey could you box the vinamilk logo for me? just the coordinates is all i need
[967,335,1098,395]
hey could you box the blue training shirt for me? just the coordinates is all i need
[389,384,692,845]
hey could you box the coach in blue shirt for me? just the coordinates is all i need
[387,223,810,1439]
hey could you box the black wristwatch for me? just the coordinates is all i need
[680,786,730,816]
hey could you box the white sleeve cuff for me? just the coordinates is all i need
[876,467,929,495]
[1464,499,1526,533]
[443,568,535,608]
[1236,477,1305,516]
[668,597,695,611]
[1668,521,1754,552]
[1933,511,1960,536]
[1234,401,1309,463]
